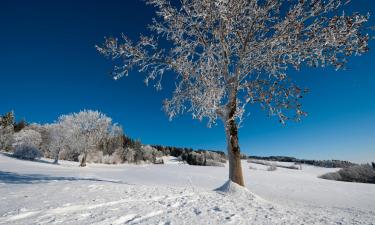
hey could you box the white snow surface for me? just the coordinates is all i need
[0,152,374,225]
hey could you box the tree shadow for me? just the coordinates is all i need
[0,171,131,185]
[0,152,60,165]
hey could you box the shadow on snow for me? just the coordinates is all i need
[0,171,130,185]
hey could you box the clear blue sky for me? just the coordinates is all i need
[1,0,374,162]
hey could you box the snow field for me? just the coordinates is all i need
[0,153,374,224]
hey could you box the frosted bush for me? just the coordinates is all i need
[103,151,123,164]
[320,164,375,184]
[12,129,42,160]
[13,145,42,160]
[86,151,104,163]
[267,164,277,171]
[13,129,42,149]
[248,165,257,170]
[154,157,164,164]
[320,172,342,181]
[205,159,225,167]
[59,148,80,161]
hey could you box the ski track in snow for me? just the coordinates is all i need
[0,153,374,225]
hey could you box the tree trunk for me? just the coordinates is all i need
[79,152,87,167]
[53,150,59,164]
[225,97,245,186]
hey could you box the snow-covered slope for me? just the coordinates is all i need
[0,153,374,224]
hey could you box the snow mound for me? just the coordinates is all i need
[215,180,249,195]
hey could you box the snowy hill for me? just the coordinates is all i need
[0,153,374,224]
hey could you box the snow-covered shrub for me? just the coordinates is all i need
[59,147,80,161]
[26,123,53,158]
[267,164,277,171]
[12,129,42,160]
[86,151,104,163]
[186,151,205,166]
[140,145,154,162]
[13,145,43,160]
[248,165,257,170]
[102,151,123,164]
[181,150,226,166]
[204,151,227,164]
[140,145,163,163]
[320,164,375,184]
[247,159,271,166]
[115,147,136,163]
[154,157,164,164]
[13,129,42,149]
[319,171,342,181]
[205,159,225,167]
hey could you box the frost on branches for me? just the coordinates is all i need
[97,0,372,186]
[12,129,43,160]
[57,110,120,167]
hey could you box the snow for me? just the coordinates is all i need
[0,152,374,224]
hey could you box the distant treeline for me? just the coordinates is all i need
[151,145,227,166]
[247,155,356,168]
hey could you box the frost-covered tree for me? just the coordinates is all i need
[45,123,67,164]
[58,110,115,167]
[97,0,372,186]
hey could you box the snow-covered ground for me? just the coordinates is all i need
[0,153,374,225]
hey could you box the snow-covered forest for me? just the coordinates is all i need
[0,111,226,167]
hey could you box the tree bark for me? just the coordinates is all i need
[79,152,87,167]
[53,150,59,164]
[225,96,245,186]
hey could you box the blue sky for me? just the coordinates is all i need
[0,0,374,162]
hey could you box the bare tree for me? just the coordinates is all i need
[97,0,372,186]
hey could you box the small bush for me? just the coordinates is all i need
[205,159,225,167]
[59,148,80,161]
[154,157,164,164]
[280,165,299,170]
[249,165,257,170]
[86,151,103,163]
[320,172,342,181]
[13,145,43,160]
[102,152,123,164]
[267,164,277,171]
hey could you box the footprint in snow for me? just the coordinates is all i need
[212,206,221,212]
[193,208,202,215]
